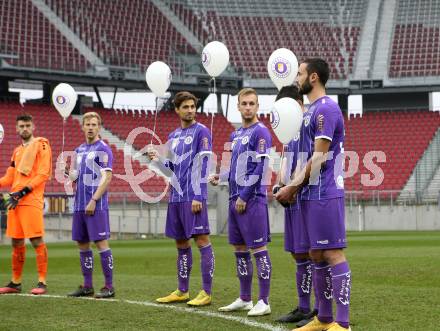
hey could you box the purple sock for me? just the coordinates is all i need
[315,262,333,323]
[80,250,93,288]
[311,263,319,311]
[296,259,312,312]
[199,244,215,295]
[254,250,271,305]
[332,262,351,329]
[177,247,192,293]
[235,251,253,302]
[99,249,114,289]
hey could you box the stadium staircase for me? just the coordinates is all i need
[371,0,397,80]
[400,126,440,200]
[353,0,382,80]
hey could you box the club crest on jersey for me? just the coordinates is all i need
[304,116,311,127]
[258,138,266,152]
[317,114,324,132]
[271,57,290,78]
[241,136,249,145]
[87,152,95,160]
[231,140,237,149]
[184,136,193,145]
[293,131,300,141]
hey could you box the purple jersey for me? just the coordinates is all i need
[165,122,212,203]
[73,140,113,211]
[228,122,272,202]
[300,96,345,200]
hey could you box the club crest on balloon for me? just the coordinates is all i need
[271,58,290,79]
[270,110,281,129]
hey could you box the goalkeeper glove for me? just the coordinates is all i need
[4,187,31,210]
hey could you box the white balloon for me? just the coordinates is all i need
[267,48,298,91]
[52,83,77,119]
[270,97,303,145]
[0,123,4,144]
[202,41,229,77]
[146,61,172,97]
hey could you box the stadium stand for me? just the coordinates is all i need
[344,110,440,195]
[42,0,196,72]
[0,0,89,71]
[389,0,440,78]
[167,0,366,79]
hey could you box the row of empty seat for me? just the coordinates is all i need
[389,0,440,78]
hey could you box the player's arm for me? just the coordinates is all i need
[275,138,330,203]
[239,130,272,203]
[26,140,52,190]
[147,140,175,177]
[0,163,15,188]
[209,134,233,186]
[0,151,17,188]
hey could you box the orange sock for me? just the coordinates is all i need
[35,243,48,284]
[12,245,26,284]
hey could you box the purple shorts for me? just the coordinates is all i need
[165,201,210,240]
[301,197,347,250]
[72,209,110,243]
[228,197,271,249]
[284,202,310,254]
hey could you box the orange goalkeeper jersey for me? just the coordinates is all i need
[0,137,52,209]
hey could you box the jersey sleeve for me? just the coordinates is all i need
[0,149,17,188]
[97,143,113,172]
[313,104,337,142]
[197,126,212,155]
[255,126,272,158]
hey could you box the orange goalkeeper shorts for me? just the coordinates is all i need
[6,205,45,239]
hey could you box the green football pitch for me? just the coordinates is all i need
[0,231,439,330]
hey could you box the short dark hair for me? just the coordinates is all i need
[303,58,330,86]
[173,91,198,109]
[275,85,303,104]
[16,114,33,122]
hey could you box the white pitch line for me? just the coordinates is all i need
[15,294,288,331]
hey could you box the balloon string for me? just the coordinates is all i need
[62,118,66,155]
[210,77,216,147]
[150,97,158,145]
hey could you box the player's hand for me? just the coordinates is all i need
[146,144,159,161]
[275,185,297,205]
[272,184,290,208]
[4,187,31,210]
[235,197,247,214]
[85,199,96,215]
[191,200,203,214]
[208,174,219,186]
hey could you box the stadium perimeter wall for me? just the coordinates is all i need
[2,203,438,244]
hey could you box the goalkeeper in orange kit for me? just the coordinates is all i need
[0,114,52,295]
